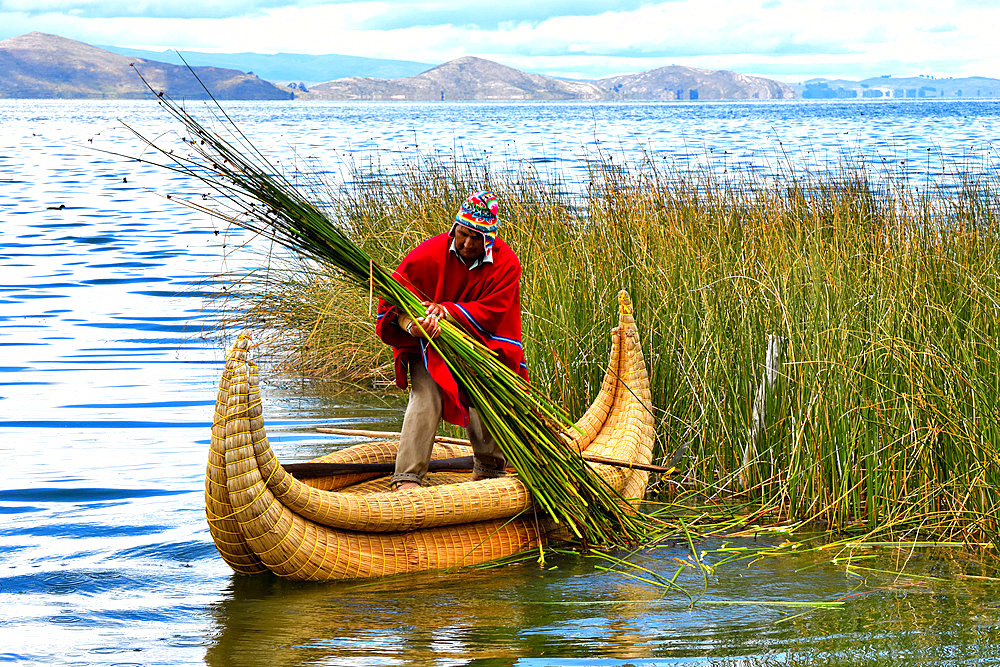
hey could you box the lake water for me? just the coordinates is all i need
[2,98,1000,666]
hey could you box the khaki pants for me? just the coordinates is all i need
[391,359,506,486]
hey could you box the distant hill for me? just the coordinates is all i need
[11,31,1000,104]
[596,65,796,101]
[99,45,431,86]
[309,56,606,101]
[0,32,293,100]
[0,31,797,102]
[308,57,794,102]
[794,75,1000,99]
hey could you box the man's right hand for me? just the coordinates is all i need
[409,314,441,339]
[400,301,448,339]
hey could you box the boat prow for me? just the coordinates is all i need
[205,291,655,580]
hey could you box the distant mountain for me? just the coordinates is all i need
[596,65,796,101]
[795,75,1000,99]
[0,32,798,102]
[309,57,795,102]
[99,45,431,85]
[0,32,293,100]
[309,56,606,101]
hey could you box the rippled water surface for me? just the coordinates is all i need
[2,99,1000,666]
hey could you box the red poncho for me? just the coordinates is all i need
[375,233,528,426]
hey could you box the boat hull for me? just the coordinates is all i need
[205,291,654,580]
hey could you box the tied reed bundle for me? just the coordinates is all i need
[122,82,652,546]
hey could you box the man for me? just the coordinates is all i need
[374,191,528,492]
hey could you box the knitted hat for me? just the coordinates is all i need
[452,191,499,253]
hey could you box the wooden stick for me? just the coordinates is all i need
[284,456,475,479]
[314,426,676,474]
[579,453,675,473]
[317,426,468,446]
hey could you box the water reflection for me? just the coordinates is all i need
[206,555,670,666]
[203,544,1000,666]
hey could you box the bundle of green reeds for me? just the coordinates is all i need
[122,88,651,545]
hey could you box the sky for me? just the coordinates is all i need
[0,0,996,82]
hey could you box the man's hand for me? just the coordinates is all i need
[409,315,441,339]
[422,301,449,321]
[406,301,447,339]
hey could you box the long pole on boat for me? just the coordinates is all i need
[309,426,676,475]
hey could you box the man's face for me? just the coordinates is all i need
[453,225,486,261]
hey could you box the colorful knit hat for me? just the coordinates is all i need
[452,191,499,253]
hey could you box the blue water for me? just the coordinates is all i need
[2,98,1000,665]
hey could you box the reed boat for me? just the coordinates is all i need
[205,291,655,580]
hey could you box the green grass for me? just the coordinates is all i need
[216,150,1000,548]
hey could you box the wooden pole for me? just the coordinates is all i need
[313,426,676,475]
[317,426,468,446]
[742,333,787,490]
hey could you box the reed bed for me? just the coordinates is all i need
[217,149,1000,551]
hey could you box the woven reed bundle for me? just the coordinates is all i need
[205,338,267,575]
[585,307,655,505]
[300,439,475,492]
[217,351,542,579]
[206,291,656,580]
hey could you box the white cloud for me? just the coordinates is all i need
[1,0,998,80]
[0,0,336,19]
